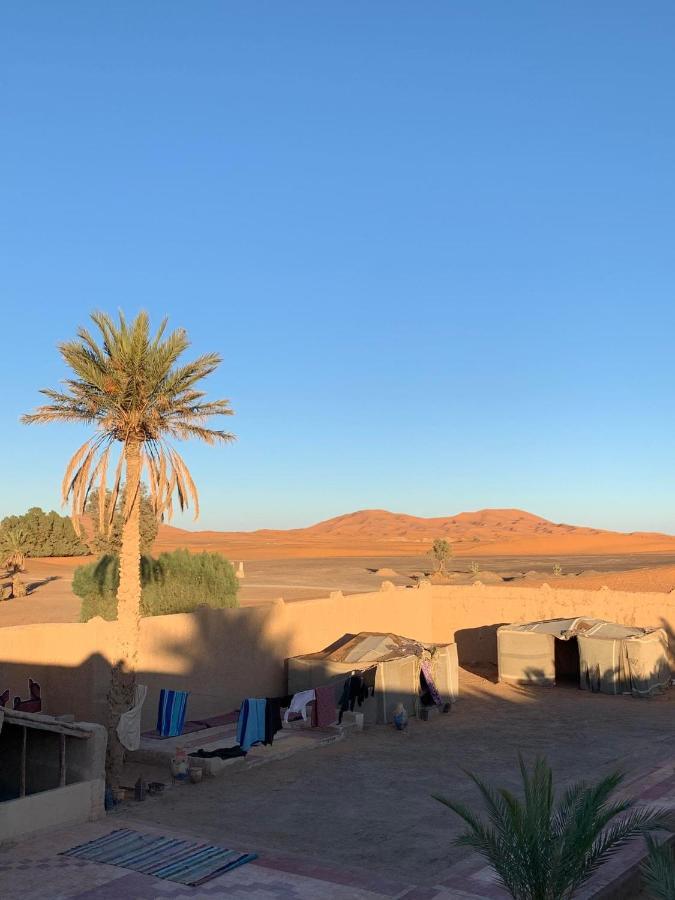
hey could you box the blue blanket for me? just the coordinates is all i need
[236,698,266,750]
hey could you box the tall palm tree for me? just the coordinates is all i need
[434,756,667,900]
[23,311,235,782]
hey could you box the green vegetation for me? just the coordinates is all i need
[86,485,158,555]
[434,755,666,900]
[75,549,239,622]
[642,834,675,899]
[0,507,89,558]
[429,537,453,575]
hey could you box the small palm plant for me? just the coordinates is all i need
[642,834,675,899]
[0,527,29,574]
[434,756,667,900]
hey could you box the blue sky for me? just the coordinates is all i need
[2,3,675,533]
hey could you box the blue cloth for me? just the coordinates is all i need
[236,698,267,751]
[156,689,189,737]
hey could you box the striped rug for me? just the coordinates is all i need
[61,828,257,885]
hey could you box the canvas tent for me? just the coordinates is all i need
[497,617,671,697]
[288,632,458,724]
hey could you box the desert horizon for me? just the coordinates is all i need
[152,505,675,559]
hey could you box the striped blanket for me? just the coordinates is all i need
[62,828,257,885]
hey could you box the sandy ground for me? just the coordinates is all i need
[119,669,675,884]
[154,507,675,557]
[4,552,675,627]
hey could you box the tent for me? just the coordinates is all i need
[288,632,459,724]
[497,617,671,697]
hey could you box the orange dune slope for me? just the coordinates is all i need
[153,508,675,559]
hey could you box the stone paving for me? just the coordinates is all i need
[1,755,674,898]
[2,671,674,899]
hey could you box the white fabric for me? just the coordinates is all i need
[284,689,315,722]
[116,683,148,751]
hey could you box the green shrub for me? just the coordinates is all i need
[74,549,239,622]
[1,507,89,557]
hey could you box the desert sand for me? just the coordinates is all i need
[3,508,675,627]
[153,507,675,558]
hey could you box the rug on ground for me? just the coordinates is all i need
[61,828,257,886]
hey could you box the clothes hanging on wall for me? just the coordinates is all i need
[284,689,316,723]
[237,698,267,750]
[264,697,284,745]
[420,659,443,706]
[337,668,376,722]
[117,683,148,751]
[314,683,338,727]
[156,689,189,738]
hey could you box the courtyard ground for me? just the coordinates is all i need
[1,670,673,898]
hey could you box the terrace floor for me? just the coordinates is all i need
[1,670,674,898]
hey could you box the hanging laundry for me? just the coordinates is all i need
[420,660,443,706]
[237,698,267,751]
[117,683,148,751]
[156,689,189,737]
[264,697,283,745]
[284,689,316,723]
[314,683,338,727]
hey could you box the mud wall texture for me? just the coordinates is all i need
[0,581,671,729]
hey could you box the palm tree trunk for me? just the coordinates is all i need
[106,439,142,787]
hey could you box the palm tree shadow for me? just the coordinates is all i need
[26,576,60,595]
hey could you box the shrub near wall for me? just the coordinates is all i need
[74,549,239,622]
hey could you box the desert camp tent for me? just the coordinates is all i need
[497,617,671,697]
[288,632,458,724]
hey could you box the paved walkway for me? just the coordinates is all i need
[1,757,674,899]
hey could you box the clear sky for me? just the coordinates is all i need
[2,3,675,533]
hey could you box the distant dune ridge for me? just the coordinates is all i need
[154,507,675,559]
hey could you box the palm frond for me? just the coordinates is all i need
[435,757,666,900]
[641,834,675,900]
[23,310,236,524]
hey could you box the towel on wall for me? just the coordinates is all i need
[156,689,189,738]
[237,698,267,751]
[117,684,148,751]
[284,689,316,723]
[314,684,338,727]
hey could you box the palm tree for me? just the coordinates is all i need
[641,834,675,899]
[0,526,29,574]
[23,311,235,782]
[434,756,667,900]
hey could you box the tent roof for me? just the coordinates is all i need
[498,616,662,643]
[296,632,448,664]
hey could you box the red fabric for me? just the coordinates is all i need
[314,683,337,727]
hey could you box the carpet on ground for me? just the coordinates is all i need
[61,828,257,886]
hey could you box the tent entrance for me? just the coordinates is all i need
[554,637,580,686]
[419,670,435,707]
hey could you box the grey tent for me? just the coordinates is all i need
[497,617,671,697]
[288,632,458,724]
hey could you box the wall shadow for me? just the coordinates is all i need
[453,623,506,681]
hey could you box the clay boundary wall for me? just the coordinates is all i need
[0,582,672,730]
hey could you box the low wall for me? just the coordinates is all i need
[0,779,105,844]
[0,582,672,731]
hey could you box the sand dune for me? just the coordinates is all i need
[154,507,675,559]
